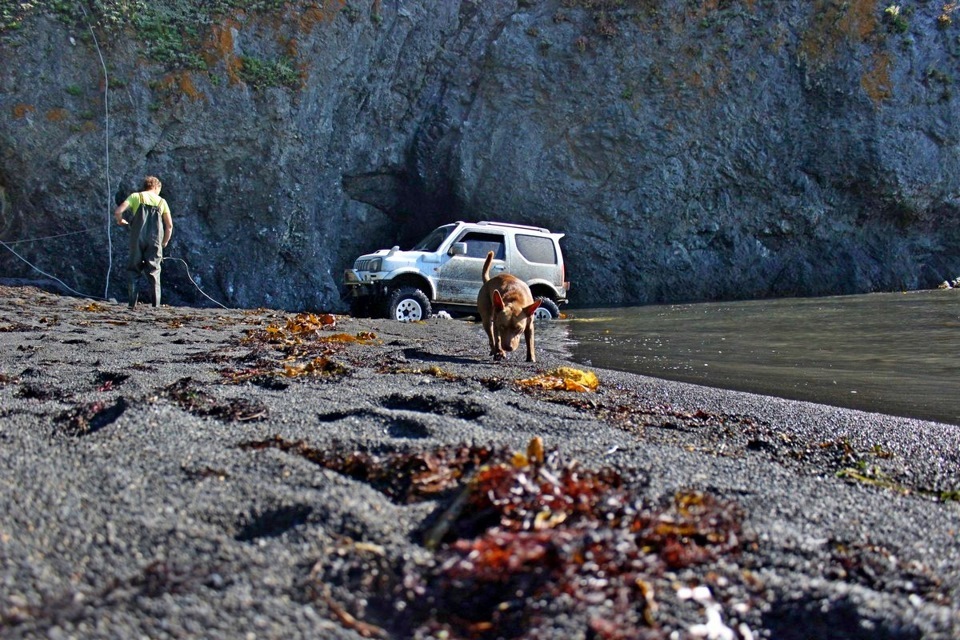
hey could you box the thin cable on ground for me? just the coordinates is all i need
[77,1,112,299]
[0,239,103,300]
[162,257,229,309]
[1,227,99,245]
[2,238,230,309]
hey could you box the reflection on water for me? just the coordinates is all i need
[564,290,960,425]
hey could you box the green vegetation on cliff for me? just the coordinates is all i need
[0,0,368,88]
[0,1,339,72]
[1,0,289,35]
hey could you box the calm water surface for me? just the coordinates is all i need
[565,290,960,425]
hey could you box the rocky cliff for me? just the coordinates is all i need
[1,0,958,310]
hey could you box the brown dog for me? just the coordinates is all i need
[477,251,542,362]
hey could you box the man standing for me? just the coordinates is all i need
[114,176,173,308]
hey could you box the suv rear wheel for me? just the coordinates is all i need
[387,287,432,322]
[533,297,560,321]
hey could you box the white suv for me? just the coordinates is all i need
[343,221,569,322]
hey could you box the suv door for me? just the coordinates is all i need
[435,230,506,304]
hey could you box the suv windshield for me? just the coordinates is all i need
[411,225,455,252]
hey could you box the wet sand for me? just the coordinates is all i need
[0,285,958,639]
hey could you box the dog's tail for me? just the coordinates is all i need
[481,251,494,283]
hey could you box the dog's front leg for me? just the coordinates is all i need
[492,329,506,360]
[483,320,498,357]
[524,321,536,362]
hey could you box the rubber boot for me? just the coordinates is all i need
[128,280,139,309]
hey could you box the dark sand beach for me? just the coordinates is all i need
[0,285,958,639]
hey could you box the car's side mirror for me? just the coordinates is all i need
[449,242,467,256]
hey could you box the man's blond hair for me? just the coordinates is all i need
[143,176,162,191]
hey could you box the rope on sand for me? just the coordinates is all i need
[1,238,229,309]
[0,239,103,300]
[161,257,229,309]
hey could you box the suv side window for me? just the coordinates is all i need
[515,234,557,265]
[459,232,506,259]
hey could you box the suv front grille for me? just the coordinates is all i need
[355,259,377,271]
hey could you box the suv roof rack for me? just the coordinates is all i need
[476,220,550,234]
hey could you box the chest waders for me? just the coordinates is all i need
[128,193,163,308]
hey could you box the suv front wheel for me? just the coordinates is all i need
[387,287,432,322]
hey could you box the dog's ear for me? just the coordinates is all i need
[493,290,506,311]
[523,299,542,317]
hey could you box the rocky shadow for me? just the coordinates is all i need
[380,392,486,421]
[235,505,314,543]
[762,594,922,640]
[401,347,479,366]
[161,377,267,422]
[55,398,128,437]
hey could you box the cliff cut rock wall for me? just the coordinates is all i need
[1,0,958,309]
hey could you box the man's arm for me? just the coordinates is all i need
[114,200,130,225]
[161,211,173,247]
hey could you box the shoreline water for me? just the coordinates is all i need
[564,289,960,426]
[0,285,958,639]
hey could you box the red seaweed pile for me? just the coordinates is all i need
[413,444,743,639]
[246,436,746,639]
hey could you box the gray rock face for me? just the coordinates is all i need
[1,1,958,310]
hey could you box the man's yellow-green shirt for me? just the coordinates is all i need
[125,192,170,216]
